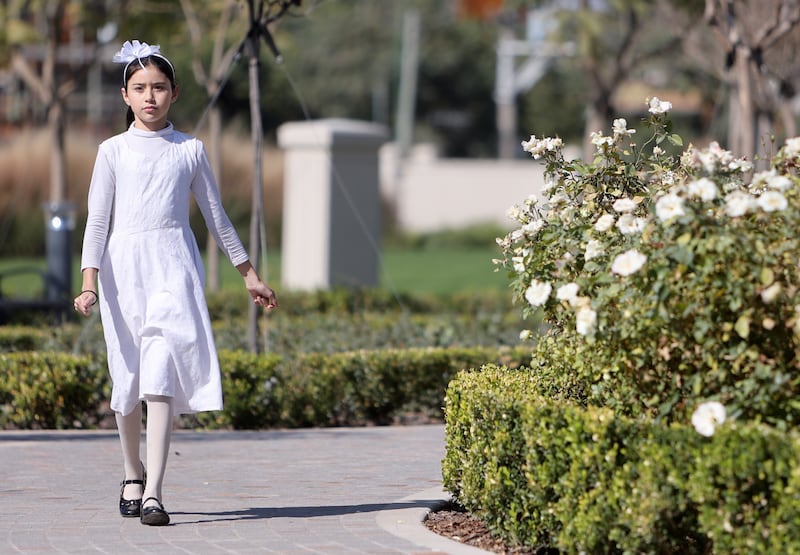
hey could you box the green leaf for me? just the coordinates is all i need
[760,267,774,286]
[735,314,751,339]
[668,134,683,147]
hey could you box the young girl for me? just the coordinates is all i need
[73,40,278,526]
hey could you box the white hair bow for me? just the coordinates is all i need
[112,40,162,65]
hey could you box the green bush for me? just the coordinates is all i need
[0,345,532,430]
[498,104,800,425]
[213,311,527,355]
[443,365,800,553]
[206,286,515,320]
[186,349,284,429]
[0,351,109,428]
[687,424,800,554]
[284,346,532,427]
[442,364,588,547]
[0,326,48,351]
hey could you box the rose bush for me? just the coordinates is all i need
[498,99,800,426]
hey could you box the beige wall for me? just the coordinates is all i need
[380,144,548,233]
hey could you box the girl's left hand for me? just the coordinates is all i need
[248,282,278,309]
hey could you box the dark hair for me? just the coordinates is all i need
[123,55,177,127]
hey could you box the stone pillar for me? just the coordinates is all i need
[278,119,388,291]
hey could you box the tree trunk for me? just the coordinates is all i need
[246,13,265,354]
[206,104,223,292]
[729,43,756,161]
[48,99,66,204]
[583,104,606,162]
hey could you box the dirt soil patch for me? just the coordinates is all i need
[424,501,558,554]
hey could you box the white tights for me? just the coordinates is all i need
[117,395,174,508]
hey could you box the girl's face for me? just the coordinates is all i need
[121,65,179,131]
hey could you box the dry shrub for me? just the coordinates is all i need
[203,132,284,225]
[0,129,51,212]
[0,127,284,254]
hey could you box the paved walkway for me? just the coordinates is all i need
[0,425,492,554]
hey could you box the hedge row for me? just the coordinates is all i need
[0,351,110,428]
[186,287,514,320]
[0,346,533,430]
[443,365,800,554]
[1,307,528,357]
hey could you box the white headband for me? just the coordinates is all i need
[112,40,175,84]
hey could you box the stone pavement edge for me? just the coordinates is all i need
[0,424,493,555]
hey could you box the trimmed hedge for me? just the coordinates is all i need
[443,365,800,553]
[278,346,532,427]
[0,346,533,430]
[0,351,109,429]
[0,326,49,351]
[205,287,516,319]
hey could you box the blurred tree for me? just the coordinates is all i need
[704,0,800,163]
[0,0,191,201]
[552,0,690,159]
[519,61,588,145]
[180,0,245,291]
[274,0,499,157]
[4,0,104,204]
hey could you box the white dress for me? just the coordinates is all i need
[80,123,249,416]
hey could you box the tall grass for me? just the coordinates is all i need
[0,127,284,256]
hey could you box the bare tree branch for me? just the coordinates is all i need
[755,0,800,48]
[180,0,210,86]
[10,51,51,104]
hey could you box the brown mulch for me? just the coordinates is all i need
[424,501,558,555]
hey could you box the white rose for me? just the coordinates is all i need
[687,178,718,201]
[584,239,604,261]
[556,282,580,304]
[575,307,597,336]
[757,191,788,213]
[655,193,685,222]
[611,249,647,277]
[691,401,726,437]
[725,191,756,217]
[613,198,637,213]
[784,136,800,158]
[612,118,635,137]
[767,175,792,192]
[728,159,753,173]
[648,96,672,115]
[522,219,545,236]
[524,280,552,307]
[615,214,646,235]
[594,214,616,232]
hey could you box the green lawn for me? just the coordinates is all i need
[0,247,508,298]
[380,247,508,295]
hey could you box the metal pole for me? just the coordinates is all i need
[43,201,75,320]
[394,9,420,162]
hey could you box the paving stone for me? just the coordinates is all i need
[0,425,491,555]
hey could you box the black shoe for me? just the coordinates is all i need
[119,463,146,518]
[140,497,170,526]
